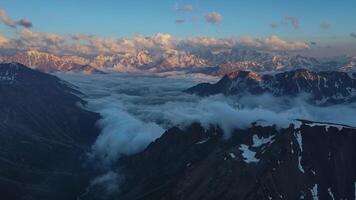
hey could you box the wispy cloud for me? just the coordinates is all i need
[174,4,193,12]
[175,18,185,24]
[270,23,279,29]
[0,9,16,27]
[282,16,300,29]
[310,41,317,46]
[270,16,300,30]
[205,12,223,24]
[320,22,331,30]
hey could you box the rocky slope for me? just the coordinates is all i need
[105,121,356,200]
[186,69,356,105]
[0,63,100,200]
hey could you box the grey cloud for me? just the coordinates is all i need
[17,18,33,28]
[270,16,300,30]
[0,8,33,28]
[175,18,185,24]
[310,41,317,45]
[270,23,279,29]
[205,12,223,24]
[350,33,356,39]
[69,33,95,41]
[320,22,331,30]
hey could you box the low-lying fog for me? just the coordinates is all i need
[58,73,356,166]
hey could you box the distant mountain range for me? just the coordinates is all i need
[186,69,356,105]
[0,63,100,200]
[1,49,356,75]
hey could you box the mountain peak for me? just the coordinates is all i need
[290,68,319,81]
[227,70,262,81]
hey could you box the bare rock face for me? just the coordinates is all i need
[115,121,356,200]
[186,69,356,105]
[0,63,100,200]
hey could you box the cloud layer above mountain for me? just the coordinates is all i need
[0,29,309,56]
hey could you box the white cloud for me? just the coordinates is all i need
[0,34,9,46]
[205,12,223,24]
[1,29,309,55]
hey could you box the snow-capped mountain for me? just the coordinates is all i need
[0,50,101,74]
[186,69,356,105]
[1,49,355,75]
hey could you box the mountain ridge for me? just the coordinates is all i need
[0,62,100,200]
[85,121,356,200]
[186,69,356,105]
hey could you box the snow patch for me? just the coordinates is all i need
[294,131,304,173]
[196,138,210,144]
[327,187,335,200]
[229,152,236,159]
[306,122,346,131]
[239,144,259,163]
[252,134,275,148]
[311,184,318,200]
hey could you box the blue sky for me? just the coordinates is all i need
[1,0,356,57]
[1,0,355,40]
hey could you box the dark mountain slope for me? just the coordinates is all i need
[0,63,100,200]
[115,122,356,200]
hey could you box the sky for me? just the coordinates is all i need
[1,0,356,56]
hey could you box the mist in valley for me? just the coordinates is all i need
[58,73,356,167]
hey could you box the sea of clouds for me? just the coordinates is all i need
[58,72,356,166]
